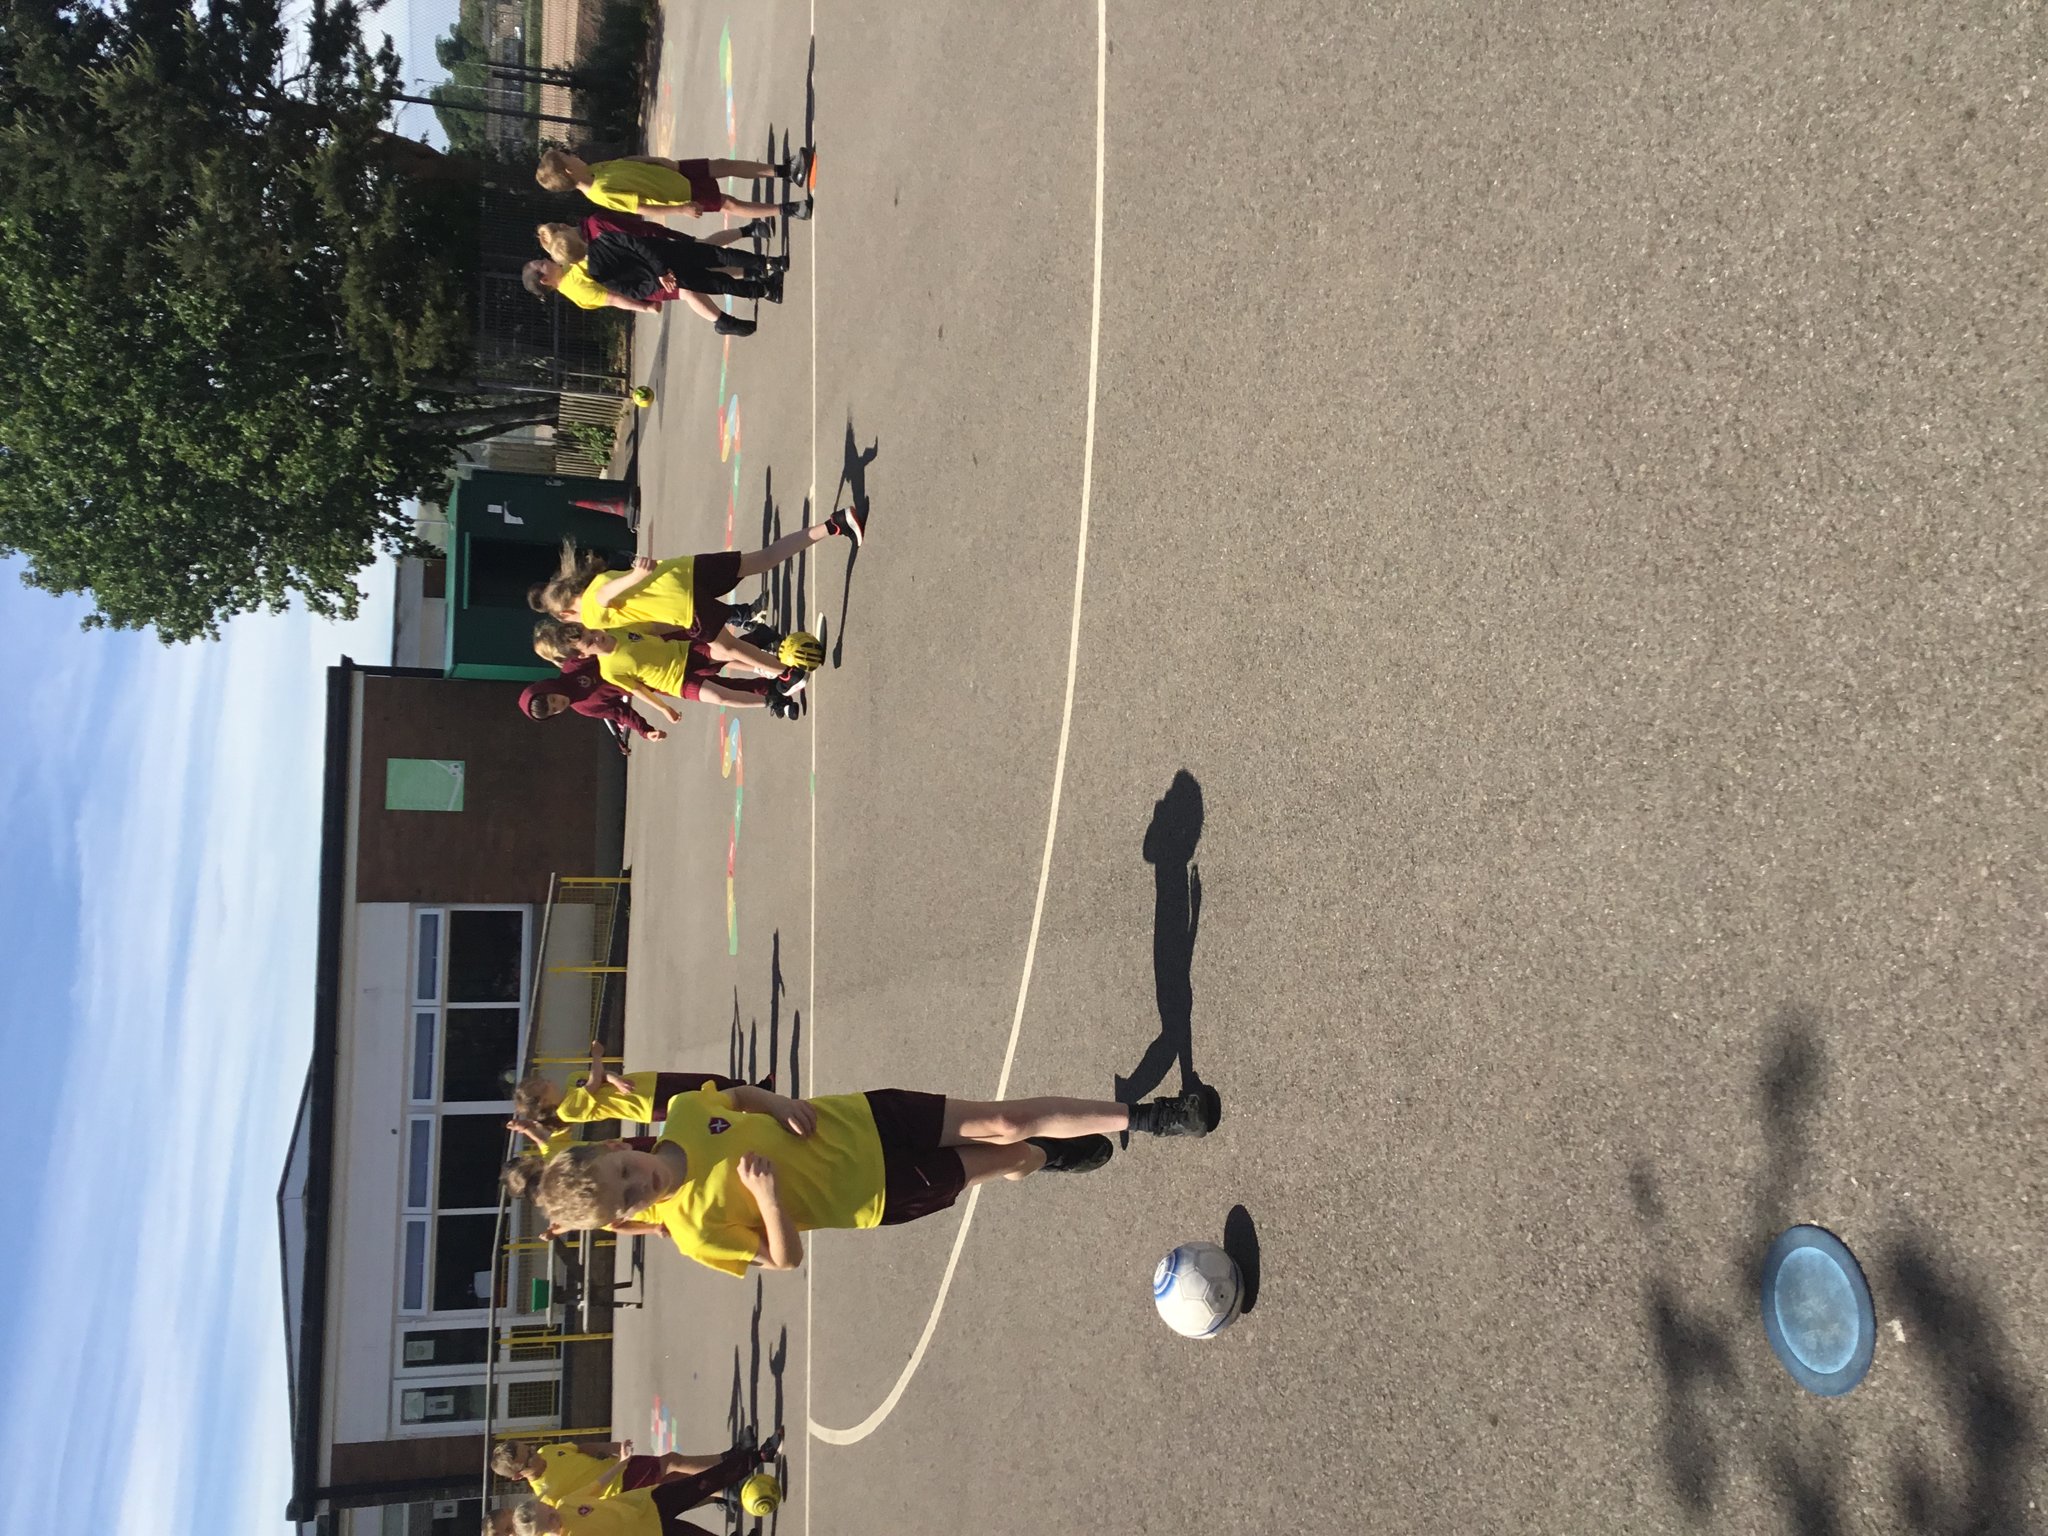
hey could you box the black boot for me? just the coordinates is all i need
[1127,1085,1220,1137]
[1027,1135,1113,1172]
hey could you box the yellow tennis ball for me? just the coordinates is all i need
[631,385,654,407]
[740,1473,781,1516]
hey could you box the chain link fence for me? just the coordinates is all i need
[391,0,651,464]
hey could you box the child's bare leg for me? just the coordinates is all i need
[718,195,788,219]
[697,680,769,708]
[678,290,722,324]
[657,1452,721,1477]
[735,523,831,578]
[708,158,778,179]
[957,1141,1047,1186]
[703,628,783,676]
[941,1097,1130,1145]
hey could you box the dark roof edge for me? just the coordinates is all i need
[285,658,361,1522]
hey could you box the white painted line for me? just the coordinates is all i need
[804,9,819,1535]
[806,0,1108,1448]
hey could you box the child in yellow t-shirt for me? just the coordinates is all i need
[536,147,814,225]
[506,1039,764,1154]
[489,1440,631,1506]
[530,620,814,723]
[528,524,862,650]
[502,1427,783,1536]
[534,1080,1222,1278]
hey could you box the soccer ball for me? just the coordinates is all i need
[739,1472,781,1517]
[631,385,654,407]
[1153,1241,1243,1338]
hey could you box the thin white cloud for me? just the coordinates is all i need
[0,571,116,865]
[3,579,392,1536]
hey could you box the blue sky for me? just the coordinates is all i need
[0,556,393,1536]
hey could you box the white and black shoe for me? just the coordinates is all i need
[825,505,864,548]
[767,674,806,720]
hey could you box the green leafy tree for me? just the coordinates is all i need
[0,0,560,639]
[429,0,497,157]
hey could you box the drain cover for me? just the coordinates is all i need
[1760,1224,1875,1395]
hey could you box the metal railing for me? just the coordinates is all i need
[479,875,632,1486]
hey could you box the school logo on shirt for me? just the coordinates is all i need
[576,1507,593,1517]
[707,1116,731,1134]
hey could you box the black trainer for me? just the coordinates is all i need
[1028,1134,1113,1172]
[757,1429,784,1463]
[739,217,776,240]
[784,147,813,187]
[768,674,806,720]
[714,314,756,337]
[1128,1084,1220,1138]
[826,504,864,547]
[784,196,815,221]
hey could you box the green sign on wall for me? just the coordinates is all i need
[386,758,466,812]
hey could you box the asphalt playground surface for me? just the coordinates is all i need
[606,4,2046,1532]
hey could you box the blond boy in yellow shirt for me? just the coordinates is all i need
[536,1080,1221,1278]
[499,1426,782,1536]
[536,148,813,225]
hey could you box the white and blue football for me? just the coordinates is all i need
[1152,1241,1243,1338]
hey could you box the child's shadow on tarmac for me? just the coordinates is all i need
[829,422,878,669]
[1115,769,1206,1117]
[727,1276,789,1532]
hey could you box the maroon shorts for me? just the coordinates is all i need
[675,158,726,211]
[865,1089,966,1225]
[617,1455,664,1490]
[683,549,744,640]
[671,637,774,705]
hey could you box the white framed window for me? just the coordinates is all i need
[389,1373,560,1436]
[413,911,442,1002]
[397,906,534,1326]
[406,906,529,1108]
[399,1220,429,1314]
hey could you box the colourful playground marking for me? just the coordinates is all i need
[716,341,739,547]
[708,20,749,954]
[648,1395,681,1455]
[719,393,741,462]
[719,22,737,151]
[721,716,745,954]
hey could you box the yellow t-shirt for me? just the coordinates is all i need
[646,1088,887,1277]
[540,1126,576,1158]
[577,559,698,630]
[554,1488,658,1536]
[594,630,698,701]
[532,1445,618,1506]
[557,1071,665,1124]
[584,159,697,213]
[556,261,611,310]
